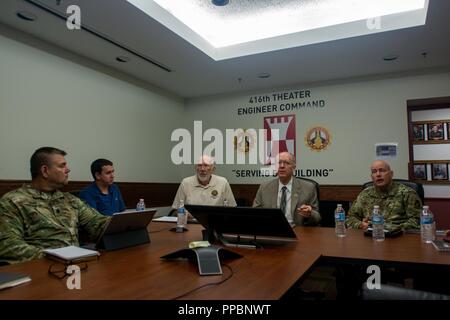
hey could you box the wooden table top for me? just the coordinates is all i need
[0,223,449,300]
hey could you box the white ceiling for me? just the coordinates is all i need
[0,0,449,99]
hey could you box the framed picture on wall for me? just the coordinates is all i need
[431,163,448,180]
[428,122,444,140]
[412,123,425,141]
[413,163,427,180]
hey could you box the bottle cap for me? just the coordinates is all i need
[423,205,429,209]
[337,204,342,207]
[373,205,380,209]
[139,198,144,201]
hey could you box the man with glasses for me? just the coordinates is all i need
[346,160,421,230]
[253,152,321,226]
[172,155,237,209]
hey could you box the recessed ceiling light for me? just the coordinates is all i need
[212,0,229,6]
[383,54,399,61]
[257,73,270,79]
[116,56,131,63]
[129,0,429,60]
[16,11,37,22]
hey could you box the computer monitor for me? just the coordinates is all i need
[184,205,297,248]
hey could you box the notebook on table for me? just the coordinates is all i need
[43,246,100,264]
[0,272,31,290]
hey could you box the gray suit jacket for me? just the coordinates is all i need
[253,178,321,226]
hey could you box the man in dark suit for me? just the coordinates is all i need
[253,152,320,226]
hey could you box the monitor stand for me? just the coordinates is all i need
[217,233,263,249]
[203,229,295,249]
[202,227,263,249]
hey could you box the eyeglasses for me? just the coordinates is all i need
[278,160,294,166]
[196,164,213,168]
[371,168,389,174]
[48,262,88,279]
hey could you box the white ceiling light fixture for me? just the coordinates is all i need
[127,0,429,61]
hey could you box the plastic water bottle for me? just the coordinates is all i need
[334,204,346,237]
[136,198,145,211]
[176,199,187,232]
[421,205,435,243]
[372,205,385,242]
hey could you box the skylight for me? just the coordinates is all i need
[127,0,429,60]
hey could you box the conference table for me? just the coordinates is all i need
[0,223,449,300]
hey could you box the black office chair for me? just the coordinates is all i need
[235,198,249,207]
[296,177,320,208]
[362,179,424,204]
[319,201,350,228]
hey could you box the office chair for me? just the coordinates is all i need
[318,201,350,228]
[235,198,249,207]
[296,177,320,205]
[362,179,424,204]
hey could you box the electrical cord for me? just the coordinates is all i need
[171,264,234,300]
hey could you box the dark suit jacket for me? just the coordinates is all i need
[253,178,321,226]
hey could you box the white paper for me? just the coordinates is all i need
[153,216,178,223]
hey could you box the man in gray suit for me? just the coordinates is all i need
[253,152,321,226]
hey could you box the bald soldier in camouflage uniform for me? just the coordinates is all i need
[346,160,421,231]
[0,147,109,264]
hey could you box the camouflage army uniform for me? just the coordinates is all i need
[0,185,110,264]
[346,182,421,231]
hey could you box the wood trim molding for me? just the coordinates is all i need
[1,180,448,228]
[0,180,364,207]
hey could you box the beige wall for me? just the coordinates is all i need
[0,33,184,182]
[185,72,450,184]
[1,30,450,187]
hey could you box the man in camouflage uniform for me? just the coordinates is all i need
[335,160,422,298]
[346,160,421,231]
[0,147,109,264]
